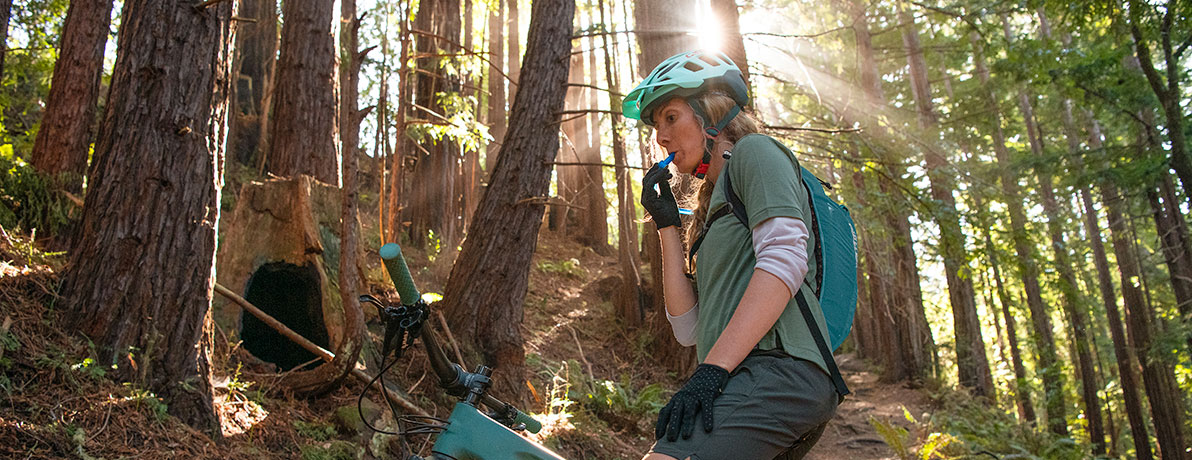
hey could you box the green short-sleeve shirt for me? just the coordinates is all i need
[694,133,831,373]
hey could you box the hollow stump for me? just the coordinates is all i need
[215,174,362,394]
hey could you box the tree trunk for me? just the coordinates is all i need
[461,0,481,232]
[601,0,642,328]
[709,0,749,90]
[441,0,574,403]
[900,7,992,398]
[408,0,463,248]
[1082,115,1154,460]
[334,0,368,394]
[505,0,520,102]
[1149,173,1192,349]
[551,47,585,234]
[29,0,114,193]
[978,25,1067,435]
[60,0,233,436]
[388,2,414,243]
[484,0,506,174]
[581,19,609,255]
[1128,2,1192,209]
[1053,91,1108,455]
[0,0,11,77]
[852,0,932,383]
[632,0,698,72]
[1102,178,1186,460]
[268,0,340,186]
[985,228,1036,424]
[228,0,278,167]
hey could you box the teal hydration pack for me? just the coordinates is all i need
[689,137,858,397]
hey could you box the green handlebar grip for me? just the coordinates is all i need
[379,243,420,305]
[515,411,542,434]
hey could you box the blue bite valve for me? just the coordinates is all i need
[657,152,675,169]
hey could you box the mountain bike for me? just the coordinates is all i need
[359,243,566,460]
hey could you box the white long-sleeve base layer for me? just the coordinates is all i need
[666,216,810,346]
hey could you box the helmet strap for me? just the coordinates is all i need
[687,98,741,179]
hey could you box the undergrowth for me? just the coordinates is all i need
[871,385,1091,460]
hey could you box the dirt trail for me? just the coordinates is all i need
[805,353,929,460]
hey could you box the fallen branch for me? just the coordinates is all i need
[434,310,467,369]
[213,283,430,417]
[567,325,594,379]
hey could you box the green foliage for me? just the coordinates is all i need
[1,0,69,152]
[0,146,74,235]
[124,386,170,422]
[536,258,585,278]
[925,388,1086,459]
[293,419,339,442]
[299,440,359,460]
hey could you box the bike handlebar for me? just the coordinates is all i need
[380,243,420,306]
[377,243,542,434]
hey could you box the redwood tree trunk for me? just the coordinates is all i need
[581,20,608,255]
[853,0,932,383]
[601,0,642,328]
[981,21,1066,435]
[1103,179,1186,460]
[228,0,278,167]
[0,0,12,77]
[441,0,575,402]
[268,0,339,185]
[1150,174,1192,346]
[30,0,114,193]
[1083,115,1154,460]
[709,0,749,90]
[60,0,233,436]
[632,0,698,72]
[900,8,992,398]
[485,0,506,173]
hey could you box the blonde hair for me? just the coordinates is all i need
[683,91,761,251]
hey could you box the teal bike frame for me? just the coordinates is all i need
[376,243,565,460]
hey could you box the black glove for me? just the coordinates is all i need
[655,363,731,441]
[641,164,681,230]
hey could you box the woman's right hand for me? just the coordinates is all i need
[641,165,681,230]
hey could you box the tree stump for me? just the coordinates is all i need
[215,175,362,394]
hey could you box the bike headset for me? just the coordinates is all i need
[622,49,750,179]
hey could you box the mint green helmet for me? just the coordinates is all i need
[622,50,750,126]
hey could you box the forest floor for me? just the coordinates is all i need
[0,226,932,459]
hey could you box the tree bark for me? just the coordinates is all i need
[852,0,932,383]
[551,48,585,235]
[979,22,1067,435]
[268,0,340,185]
[228,0,278,167]
[1127,2,1192,209]
[582,17,609,255]
[441,0,574,402]
[485,0,507,175]
[1102,178,1186,460]
[900,7,992,398]
[505,0,520,102]
[331,0,368,395]
[1149,174,1192,351]
[387,3,414,244]
[709,0,750,91]
[30,0,114,193]
[408,0,463,247]
[0,0,11,78]
[632,0,698,72]
[601,0,642,328]
[1081,115,1154,460]
[60,0,233,436]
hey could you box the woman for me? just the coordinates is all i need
[625,50,840,460]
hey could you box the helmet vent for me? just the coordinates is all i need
[698,55,720,68]
[683,62,704,72]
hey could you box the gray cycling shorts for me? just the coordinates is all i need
[649,351,838,460]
